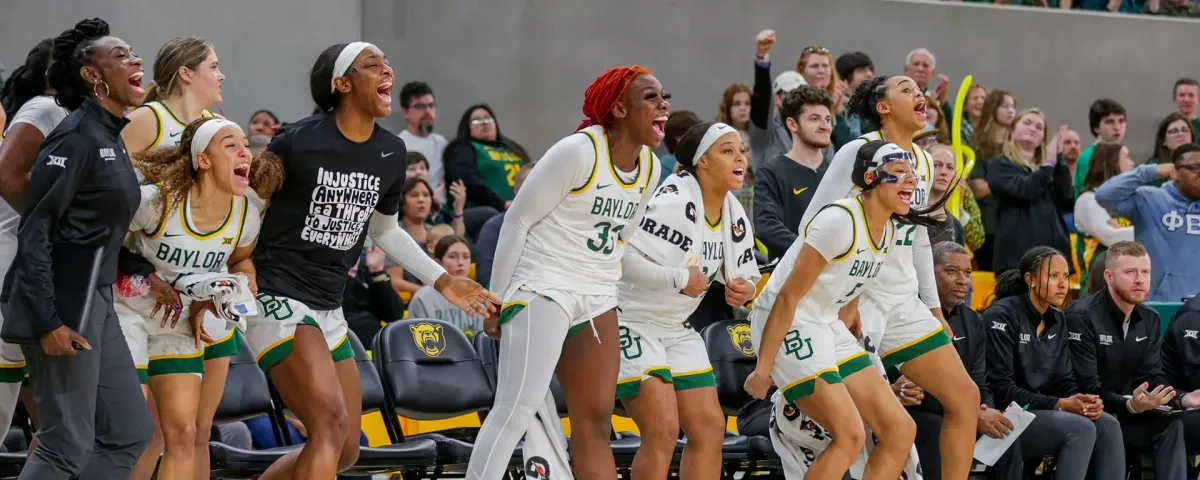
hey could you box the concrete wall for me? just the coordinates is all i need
[366,0,1200,160]
[0,0,360,128]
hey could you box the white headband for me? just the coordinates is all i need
[330,42,375,93]
[690,122,736,167]
[190,119,238,170]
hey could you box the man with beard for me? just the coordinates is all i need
[1066,241,1188,479]
[1060,128,1083,179]
[752,85,833,260]
[397,81,448,200]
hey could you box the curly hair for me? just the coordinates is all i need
[779,85,834,125]
[46,18,110,111]
[1,38,54,125]
[847,75,891,131]
[134,117,284,211]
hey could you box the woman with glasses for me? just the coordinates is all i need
[444,104,529,212]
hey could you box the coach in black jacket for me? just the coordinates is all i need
[899,242,1019,480]
[1162,292,1200,452]
[1065,241,1187,478]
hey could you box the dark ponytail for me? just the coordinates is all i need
[309,43,347,113]
[46,18,110,111]
[1,38,54,127]
[847,75,890,132]
[852,140,955,229]
[992,246,1064,301]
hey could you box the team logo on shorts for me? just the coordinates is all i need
[783,331,814,360]
[525,456,551,479]
[727,324,755,357]
[410,322,446,357]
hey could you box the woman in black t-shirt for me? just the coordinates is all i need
[237,42,495,478]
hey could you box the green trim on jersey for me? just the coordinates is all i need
[880,327,951,369]
[836,351,873,378]
[782,369,842,404]
[204,328,243,360]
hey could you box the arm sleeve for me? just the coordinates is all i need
[800,140,858,229]
[621,245,688,290]
[1065,310,1126,412]
[750,61,772,129]
[367,276,407,322]
[1051,158,1075,212]
[1074,193,1134,246]
[968,315,994,407]
[489,136,592,296]
[986,159,1057,205]
[984,308,1061,410]
[367,211,446,286]
[1095,164,1158,219]
[802,207,854,262]
[12,134,91,337]
[751,166,797,255]
[444,141,507,211]
[912,225,940,309]
[128,184,165,232]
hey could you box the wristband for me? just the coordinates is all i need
[454,213,464,219]
[1126,398,1140,414]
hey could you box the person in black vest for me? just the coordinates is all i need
[985,246,1124,480]
[1065,241,1188,478]
[899,242,1019,479]
[0,18,153,479]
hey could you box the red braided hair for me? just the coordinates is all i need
[577,65,652,131]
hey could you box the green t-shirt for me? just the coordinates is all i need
[469,141,523,207]
[1073,143,1096,197]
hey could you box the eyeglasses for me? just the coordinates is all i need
[1177,163,1200,173]
[470,118,495,126]
[802,45,829,55]
[409,102,435,111]
[1168,128,1191,136]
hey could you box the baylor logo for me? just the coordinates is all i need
[783,330,814,360]
[728,324,755,356]
[260,295,293,321]
[619,326,643,360]
[410,322,446,357]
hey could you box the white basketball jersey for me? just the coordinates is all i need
[854,131,933,306]
[143,101,216,150]
[510,125,657,297]
[754,197,894,325]
[135,189,262,284]
[618,217,725,329]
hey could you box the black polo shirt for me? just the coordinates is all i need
[1065,288,1166,413]
[985,295,1079,410]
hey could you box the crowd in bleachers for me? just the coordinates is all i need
[942,0,1200,16]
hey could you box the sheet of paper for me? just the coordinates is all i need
[973,402,1036,466]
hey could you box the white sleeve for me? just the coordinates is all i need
[7,97,67,137]
[237,197,264,247]
[1075,192,1134,246]
[802,206,855,262]
[489,135,593,296]
[368,210,447,286]
[621,245,689,290]
[800,139,860,230]
[912,225,940,309]
[129,184,165,232]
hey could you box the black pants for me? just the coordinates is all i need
[1118,410,1189,479]
[19,290,152,479]
[1177,409,1200,454]
[910,409,1021,480]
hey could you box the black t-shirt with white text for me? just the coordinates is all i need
[253,112,406,310]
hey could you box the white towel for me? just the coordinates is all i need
[520,390,573,480]
[648,171,761,287]
[174,271,257,332]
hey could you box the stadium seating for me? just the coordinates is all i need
[208,338,299,477]
[701,319,781,477]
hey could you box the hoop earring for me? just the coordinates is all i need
[93,81,110,100]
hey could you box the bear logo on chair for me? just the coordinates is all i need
[728,324,755,357]
[525,456,551,479]
[410,322,446,357]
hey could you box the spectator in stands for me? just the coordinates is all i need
[902,242,1019,480]
[408,235,481,337]
[474,163,531,289]
[1074,98,1127,196]
[1065,241,1187,480]
[1060,128,1083,179]
[832,51,874,148]
[248,134,270,154]
[1171,78,1200,134]
[717,83,753,161]
[658,110,702,182]
[795,45,841,115]
[968,89,1015,270]
[425,224,454,256]
[246,109,279,138]
[904,48,950,107]
[1096,143,1200,302]
[444,103,528,218]
[958,84,987,146]
[985,246,1123,480]
[1078,0,1149,12]
[344,245,407,346]
[926,144,976,246]
[397,82,447,200]
[1149,112,1194,167]
[749,29,819,168]
[752,85,832,260]
[386,177,453,295]
[922,101,952,145]
[1074,142,1134,286]
[988,113,1075,273]
[1161,292,1200,453]
[406,152,468,230]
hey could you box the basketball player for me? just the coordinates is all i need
[468,65,667,480]
[801,75,981,479]
[616,121,760,479]
[242,42,493,479]
[747,140,949,478]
